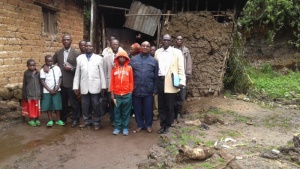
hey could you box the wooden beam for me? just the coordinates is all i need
[98,4,129,11]
[34,1,60,12]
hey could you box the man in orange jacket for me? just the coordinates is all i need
[110,50,134,136]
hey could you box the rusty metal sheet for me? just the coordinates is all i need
[124,1,161,36]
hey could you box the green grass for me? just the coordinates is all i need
[219,129,240,138]
[247,64,300,99]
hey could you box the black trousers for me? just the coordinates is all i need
[157,76,177,128]
[60,86,81,122]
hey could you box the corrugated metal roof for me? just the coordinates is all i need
[124,1,161,36]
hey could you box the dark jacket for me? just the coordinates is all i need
[53,47,80,88]
[130,53,158,97]
[22,69,41,100]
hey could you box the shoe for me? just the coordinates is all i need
[123,128,129,136]
[79,123,91,128]
[28,120,36,127]
[71,121,79,128]
[153,115,158,121]
[113,129,120,135]
[132,114,135,118]
[134,127,142,133]
[47,120,54,127]
[56,120,65,126]
[157,127,165,134]
[163,127,169,134]
[146,127,153,133]
[94,125,100,131]
[35,120,41,126]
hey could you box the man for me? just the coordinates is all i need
[79,40,86,54]
[52,34,81,127]
[154,34,185,134]
[103,39,123,125]
[131,41,158,133]
[173,36,192,122]
[102,36,123,57]
[150,46,156,57]
[73,42,106,131]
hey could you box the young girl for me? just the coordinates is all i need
[22,59,42,127]
[110,50,134,136]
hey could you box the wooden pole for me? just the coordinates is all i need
[101,14,106,52]
[174,0,178,13]
[187,0,190,12]
[90,0,95,44]
[206,0,208,11]
[181,0,184,12]
[196,0,199,11]
[125,14,176,16]
[157,22,161,49]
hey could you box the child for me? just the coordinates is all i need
[40,55,64,127]
[110,50,134,136]
[22,59,42,126]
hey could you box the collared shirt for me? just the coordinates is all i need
[63,48,71,63]
[86,53,92,61]
[158,47,173,76]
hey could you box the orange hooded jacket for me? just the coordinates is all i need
[110,50,134,95]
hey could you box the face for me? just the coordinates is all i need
[111,40,119,52]
[162,35,171,49]
[85,42,93,53]
[118,56,126,65]
[141,42,150,55]
[27,61,36,71]
[79,41,86,53]
[45,57,53,66]
[129,47,135,55]
[176,36,183,46]
[62,35,72,49]
[150,46,156,56]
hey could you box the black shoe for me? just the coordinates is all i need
[163,127,169,134]
[71,121,79,128]
[79,123,91,128]
[157,127,165,134]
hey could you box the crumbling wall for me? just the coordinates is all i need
[0,0,84,87]
[161,12,233,97]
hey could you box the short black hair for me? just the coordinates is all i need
[44,55,52,61]
[26,59,35,66]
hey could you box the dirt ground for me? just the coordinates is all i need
[0,97,300,169]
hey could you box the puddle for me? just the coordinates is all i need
[0,125,74,161]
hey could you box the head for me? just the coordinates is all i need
[85,41,93,54]
[175,36,183,47]
[44,55,53,66]
[130,43,141,56]
[150,46,157,56]
[162,34,171,50]
[111,39,120,53]
[79,40,86,53]
[27,59,36,71]
[115,50,129,66]
[140,41,151,55]
[62,34,72,49]
[110,36,116,42]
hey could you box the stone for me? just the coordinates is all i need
[138,159,162,169]
[177,145,214,162]
[184,119,202,126]
[4,83,20,91]
[237,94,247,100]
[13,88,22,100]
[0,88,13,100]
[6,101,20,110]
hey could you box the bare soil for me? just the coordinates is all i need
[1,97,300,169]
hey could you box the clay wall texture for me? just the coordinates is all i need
[161,12,233,97]
[0,0,84,87]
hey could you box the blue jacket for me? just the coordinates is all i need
[130,53,158,97]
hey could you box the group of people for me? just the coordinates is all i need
[22,33,192,136]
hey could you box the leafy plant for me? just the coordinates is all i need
[239,0,300,47]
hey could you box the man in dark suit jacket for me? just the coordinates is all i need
[53,34,81,127]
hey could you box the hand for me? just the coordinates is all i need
[49,89,56,95]
[63,65,72,71]
[110,93,114,100]
[178,84,184,89]
[43,65,50,73]
[74,89,79,95]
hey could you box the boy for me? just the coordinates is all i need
[40,55,64,127]
[22,59,42,126]
[110,50,134,136]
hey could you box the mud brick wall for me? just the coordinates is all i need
[0,0,84,87]
[161,12,233,97]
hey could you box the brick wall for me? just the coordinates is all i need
[0,0,84,86]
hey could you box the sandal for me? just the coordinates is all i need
[55,120,65,126]
[133,128,142,133]
[28,120,36,127]
[47,120,53,127]
[35,120,41,126]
